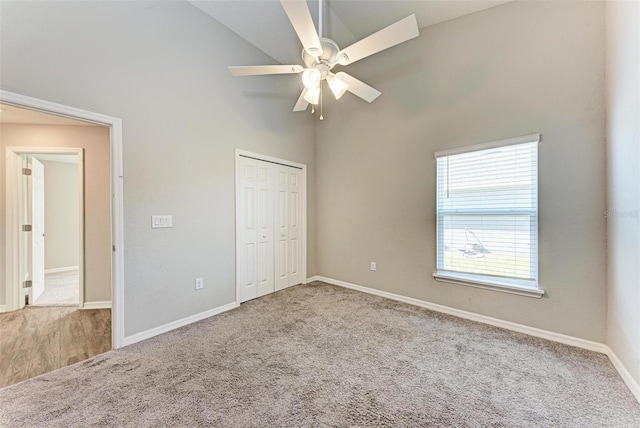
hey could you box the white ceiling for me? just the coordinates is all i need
[0,103,93,126]
[34,154,79,164]
[189,0,512,66]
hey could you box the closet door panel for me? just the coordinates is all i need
[256,161,274,297]
[238,157,258,302]
[288,167,302,286]
[274,166,289,291]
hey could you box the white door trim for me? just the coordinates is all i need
[6,147,85,308]
[4,149,23,312]
[235,149,308,305]
[1,90,125,349]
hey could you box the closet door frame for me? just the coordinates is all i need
[234,149,307,304]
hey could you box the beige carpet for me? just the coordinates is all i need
[1,282,639,426]
[32,270,79,306]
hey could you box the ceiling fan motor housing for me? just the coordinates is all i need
[303,38,341,77]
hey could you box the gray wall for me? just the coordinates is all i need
[2,0,622,351]
[316,1,607,341]
[0,1,317,335]
[40,158,80,270]
[606,0,640,387]
[0,125,112,303]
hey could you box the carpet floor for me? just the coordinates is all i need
[32,270,79,306]
[1,282,639,427]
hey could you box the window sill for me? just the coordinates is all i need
[433,271,545,298]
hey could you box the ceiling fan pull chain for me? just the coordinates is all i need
[319,83,324,120]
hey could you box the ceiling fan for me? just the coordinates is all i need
[228,0,419,119]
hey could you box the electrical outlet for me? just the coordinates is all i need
[370,262,377,271]
[195,277,204,290]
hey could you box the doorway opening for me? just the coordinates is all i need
[0,90,124,350]
[13,150,84,308]
[1,101,117,387]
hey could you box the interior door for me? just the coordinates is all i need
[256,160,274,297]
[274,165,289,291]
[238,157,258,302]
[288,167,302,286]
[31,156,46,303]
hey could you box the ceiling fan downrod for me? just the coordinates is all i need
[315,0,324,120]
[318,0,323,39]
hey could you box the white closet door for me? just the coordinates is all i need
[238,157,258,302]
[237,153,305,301]
[274,165,289,291]
[288,167,302,286]
[256,160,274,297]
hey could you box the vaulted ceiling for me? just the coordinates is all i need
[189,0,511,65]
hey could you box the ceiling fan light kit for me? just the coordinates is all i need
[228,0,420,119]
[303,86,320,105]
[302,68,322,89]
[327,74,348,100]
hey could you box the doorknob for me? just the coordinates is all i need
[42,233,47,237]
[262,235,266,239]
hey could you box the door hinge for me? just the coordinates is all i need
[23,280,32,288]
[22,224,32,232]
[22,168,32,176]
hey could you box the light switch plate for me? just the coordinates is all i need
[151,215,173,228]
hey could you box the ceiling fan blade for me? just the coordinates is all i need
[336,14,419,66]
[293,88,310,112]
[280,0,323,58]
[334,72,382,103]
[228,65,303,76]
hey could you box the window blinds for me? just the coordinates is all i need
[436,135,539,286]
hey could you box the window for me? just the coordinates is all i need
[434,134,543,297]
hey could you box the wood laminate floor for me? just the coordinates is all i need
[0,306,111,388]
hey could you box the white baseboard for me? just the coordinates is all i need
[606,347,640,403]
[45,266,79,274]
[123,301,239,347]
[310,276,639,403]
[313,276,607,353]
[81,301,111,310]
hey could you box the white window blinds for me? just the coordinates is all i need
[435,134,539,288]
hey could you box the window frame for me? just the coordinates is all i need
[433,134,544,298]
